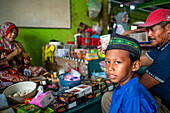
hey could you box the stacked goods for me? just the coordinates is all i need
[81,79,101,98]
[17,104,41,113]
[50,103,67,113]
[65,88,85,105]
[104,79,114,91]
[75,84,93,101]
[58,92,77,104]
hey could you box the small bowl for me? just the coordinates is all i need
[58,74,83,87]
[3,81,37,104]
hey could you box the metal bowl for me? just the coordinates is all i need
[3,81,37,104]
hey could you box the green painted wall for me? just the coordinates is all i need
[16,0,100,66]
[11,0,148,66]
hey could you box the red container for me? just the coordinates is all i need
[81,37,91,46]
[67,41,74,44]
[77,37,82,46]
[91,38,100,46]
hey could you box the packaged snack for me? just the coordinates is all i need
[76,84,92,95]
[41,107,54,113]
[65,88,84,98]
[104,79,114,91]
[93,89,101,98]
[100,34,111,50]
[58,92,77,104]
[30,91,54,108]
[51,103,67,113]
[67,101,77,109]
[86,92,94,100]
[17,104,41,113]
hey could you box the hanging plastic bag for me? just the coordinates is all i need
[86,0,102,19]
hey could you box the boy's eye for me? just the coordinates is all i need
[115,61,121,64]
[105,61,110,64]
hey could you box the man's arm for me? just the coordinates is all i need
[138,73,160,89]
[140,53,153,67]
[122,28,144,36]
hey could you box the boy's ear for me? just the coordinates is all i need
[132,60,141,72]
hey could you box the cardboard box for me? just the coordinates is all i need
[129,32,148,42]
[30,91,54,108]
[41,107,54,113]
[76,96,86,105]
[75,84,92,95]
[105,79,114,91]
[51,103,67,113]
[17,104,41,113]
[58,92,77,104]
[86,93,94,100]
[65,88,84,98]
[67,101,77,109]
[93,89,101,98]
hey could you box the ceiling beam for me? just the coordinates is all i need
[137,0,170,9]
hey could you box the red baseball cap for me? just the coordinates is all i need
[140,9,170,27]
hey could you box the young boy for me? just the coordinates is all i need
[105,34,157,113]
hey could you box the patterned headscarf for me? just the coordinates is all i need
[105,33,141,59]
[115,12,129,30]
[0,22,19,38]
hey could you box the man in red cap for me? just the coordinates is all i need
[139,8,170,112]
[101,8,170,113]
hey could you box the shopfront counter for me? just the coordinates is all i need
[45,57,104,78]
[43,43,154,73]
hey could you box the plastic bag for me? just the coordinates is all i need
[63,62,72,73]
[86,0,101,19]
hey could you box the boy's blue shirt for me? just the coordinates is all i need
[109,77,158,113]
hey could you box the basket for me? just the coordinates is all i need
[58,74,83,87]
[91,38,100,46]
[81,37,91,46]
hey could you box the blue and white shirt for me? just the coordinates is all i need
[145,39,170,109]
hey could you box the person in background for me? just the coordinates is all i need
[98,11,144,53]
[105,34,157,113]
[0,22,48,82]
[113,11,144,36]
[101,9,170,113]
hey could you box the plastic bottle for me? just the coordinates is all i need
[50,71,54,79]
[74,60,80,72]
[53,72,57,79]
[77,50,82,59]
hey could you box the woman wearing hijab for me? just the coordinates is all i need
[0,22,48,82]
[114,11,144,36]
